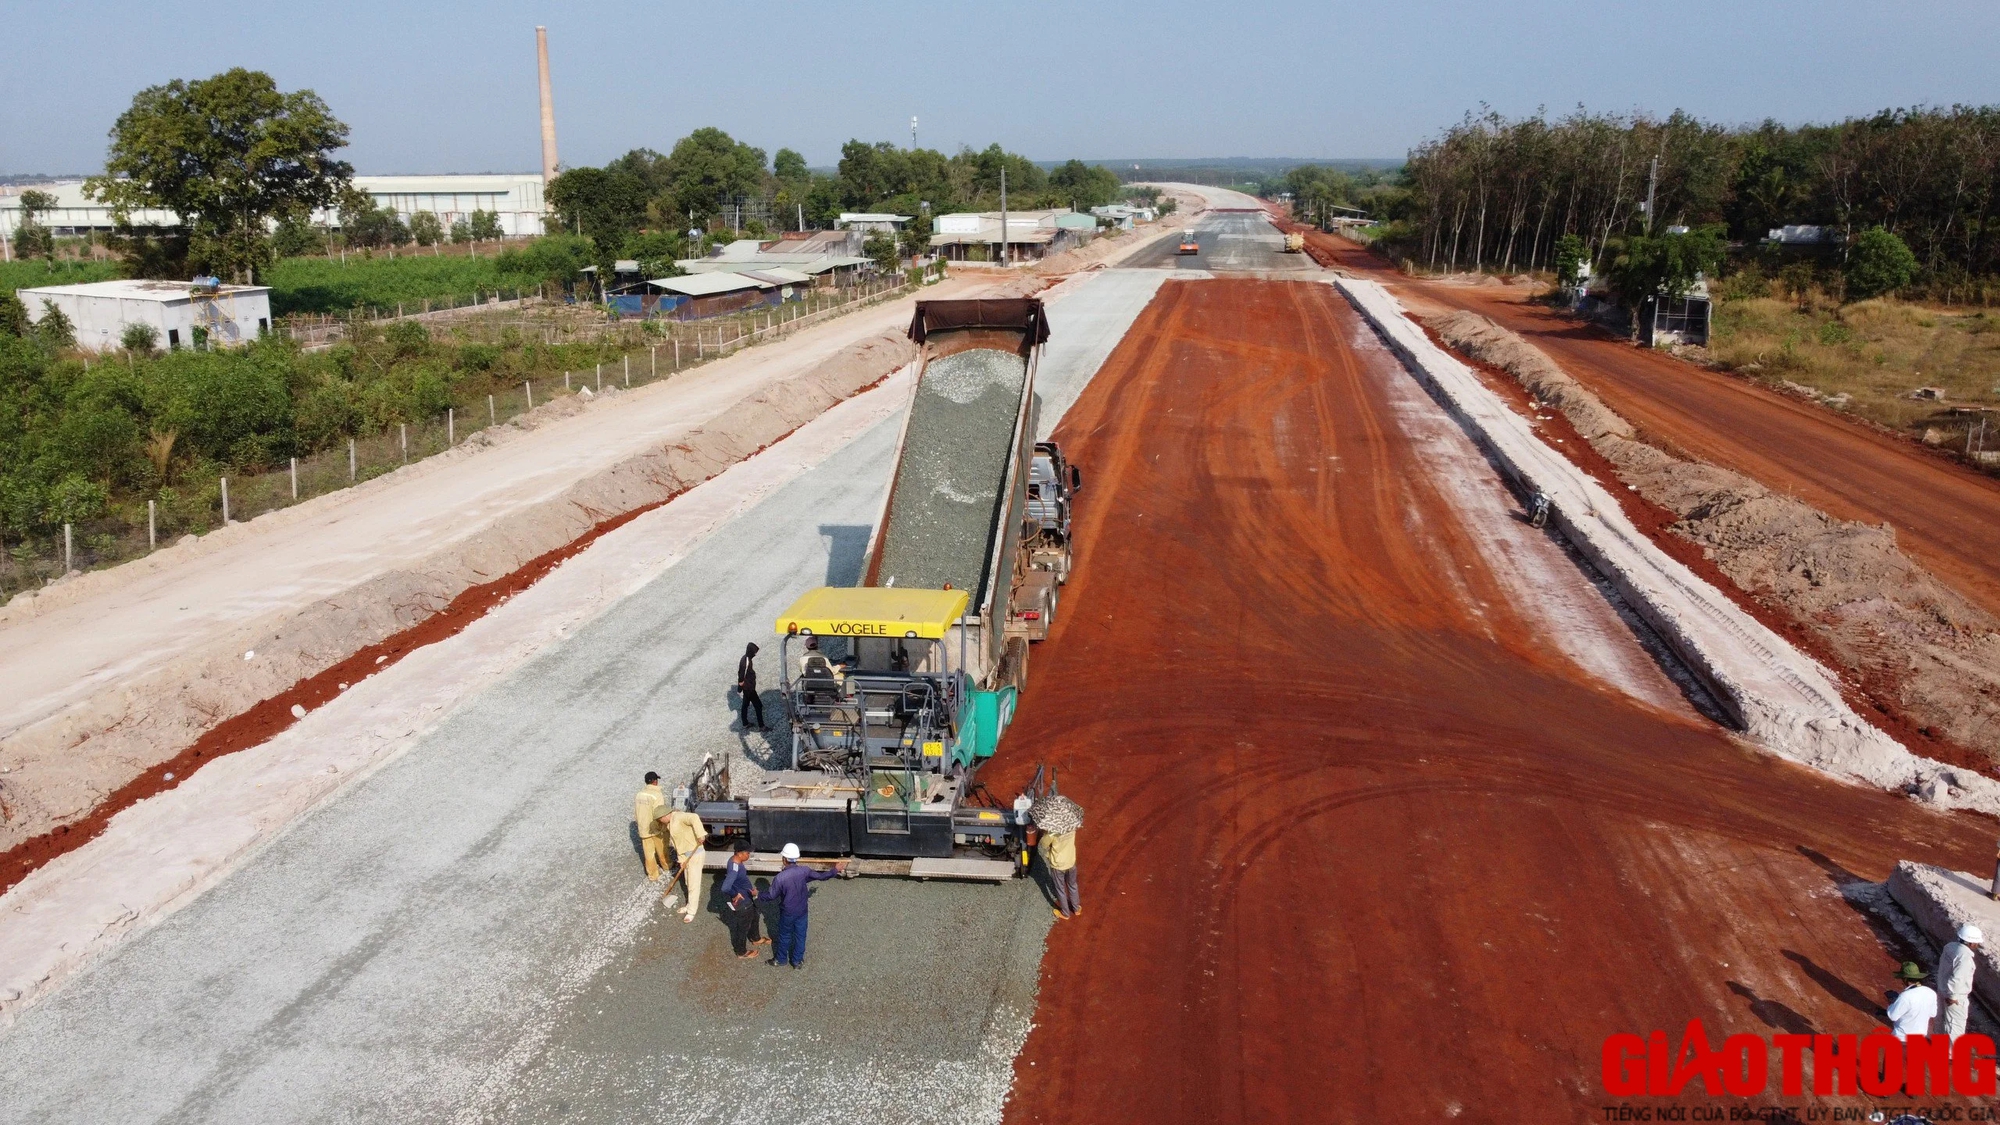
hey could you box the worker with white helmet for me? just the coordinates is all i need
[1939,923,1983,1040]
[763,842,848,970]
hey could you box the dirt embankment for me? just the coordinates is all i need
[0,332,917,856]
[1428,310,2000,769]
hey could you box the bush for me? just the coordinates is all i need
[271,214,324,258]
[43,475,109,526]
[1846,227,1918,301]
[33,301,75,349]
[409,212,444,247]
[457,343,500,372]
[1553,234,1588,288]
[122,322,160,353]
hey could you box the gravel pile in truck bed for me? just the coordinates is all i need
[874,347,1028,599]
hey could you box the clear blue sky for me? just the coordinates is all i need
[3,0,1996,176]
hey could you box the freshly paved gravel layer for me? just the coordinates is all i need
[873,348,1028,599]
[0,266,1169,1125]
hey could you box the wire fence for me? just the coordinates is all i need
[0,273,918,602]
[279,287,546,348]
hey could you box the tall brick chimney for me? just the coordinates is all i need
[536,27,559,186]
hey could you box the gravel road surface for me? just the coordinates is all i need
[1122,209,1312,273]
[0,268,1168,1125]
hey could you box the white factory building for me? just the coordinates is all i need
[17,279,273,352]
[0,174,549,241]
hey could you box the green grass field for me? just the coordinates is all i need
[262,254,549,316]
[0,258,122,295]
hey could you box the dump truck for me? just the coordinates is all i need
[1282,231,1307,253]
[688,298,1078,879]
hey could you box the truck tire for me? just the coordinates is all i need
[998,636,1030,693]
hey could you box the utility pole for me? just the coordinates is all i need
[1643,155,1659,236]
[999,167,1008,266]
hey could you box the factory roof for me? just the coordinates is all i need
[649,273,772,297]
[677,254,872,276]
[17,279,270,302]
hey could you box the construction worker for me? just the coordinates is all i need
[765,842,848,969]
[1887,961,1939,1038]
[737,642,767,731]
[718,844,768,959]
[798,637,845,682]
[1039,827,1080,920]
[633,771,668,880]
[661,797,708,924]
[1940,923,1983,1040]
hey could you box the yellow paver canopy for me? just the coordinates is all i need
[775,587,970,640]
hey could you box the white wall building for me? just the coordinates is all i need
[18,279,272,352]
[0,174,548,242]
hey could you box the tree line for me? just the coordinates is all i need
[1389,104,2000,294]
[545,133,1130,277]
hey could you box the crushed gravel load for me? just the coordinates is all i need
[873,347,1029,599]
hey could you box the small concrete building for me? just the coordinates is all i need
[836,213,912,234]
[929,210,1089,263]
[18,278,273,352]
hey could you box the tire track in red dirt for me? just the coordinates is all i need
[983,279,1987,1122]
[1303,231,2000,623]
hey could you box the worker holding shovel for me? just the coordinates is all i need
[660,797,708,924]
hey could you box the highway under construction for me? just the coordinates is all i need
[2,193,1998,1123]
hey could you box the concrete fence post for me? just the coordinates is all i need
[526,381,534,409]
[674,341,680,370]
[650,346,657,380]
[64,523,73,572]
[624,356,630,387]
[349,439,356,482]
[448,408,455,446]
[148,500,157,550]
[220,476,230,524]
[290,457,298,500]
[595,363,602,391]
[488,394,496,425]
[564,371,571,391]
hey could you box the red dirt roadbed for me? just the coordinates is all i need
[983,280,1986,1121]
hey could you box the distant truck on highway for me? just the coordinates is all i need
[690,298,1079,879]
[1178,231,1201,254]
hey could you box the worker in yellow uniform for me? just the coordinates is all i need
[634,771,668,880]
[1039,828,1080,920]
[662,797,709,924]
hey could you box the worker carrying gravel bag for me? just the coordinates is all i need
[1033,795,1084,920]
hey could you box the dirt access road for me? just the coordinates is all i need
[1306,232,2000,621]
[983,279,1987,1121]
